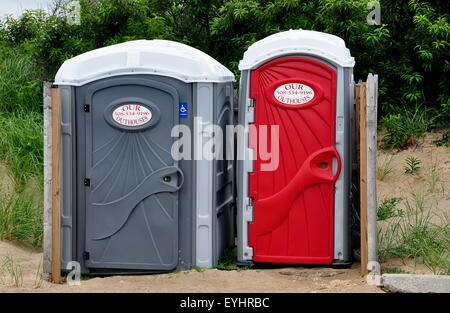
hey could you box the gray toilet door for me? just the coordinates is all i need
[82,78,182,271]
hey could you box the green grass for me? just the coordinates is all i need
[33,260,44,288]
[378,194,450,275]
[426,157,444,194]
[215,248,237,270]
[0,112,43,187]
[377,155,394,181]
[0,49,43,113]
[0,111,44,249]
[0,190,43,248]
[383,267,412,274]
[0,254,23,287]
[0,53,44,250]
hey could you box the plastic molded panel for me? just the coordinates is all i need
[55,40,235,86]
[194,83,214,268]
[249,57,338,264]
[239,29,355,70]
[83,78,181,270]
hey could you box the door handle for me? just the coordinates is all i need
[161,167,184,190]
[91,166,185,240]
[250,147,341,238]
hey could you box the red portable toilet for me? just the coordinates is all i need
[236,30,355,266]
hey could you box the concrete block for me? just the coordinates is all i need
[382,274,450,293]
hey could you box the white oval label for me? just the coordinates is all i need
[113,104,152,127]
[274,83,315,105]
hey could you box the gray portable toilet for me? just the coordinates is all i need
[54,39,235,274]
[236,30,355,266]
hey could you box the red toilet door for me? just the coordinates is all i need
[248,57,340,264]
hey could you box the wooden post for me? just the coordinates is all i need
[51,86,62,284]
[43,82,53,275]
[366,74,379,274]
[358,82,368,277]
[355,80,362,167]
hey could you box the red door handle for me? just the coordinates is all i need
[250,147,341,238]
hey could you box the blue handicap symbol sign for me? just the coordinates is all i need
[179,102,188,118]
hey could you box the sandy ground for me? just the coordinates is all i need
[0,240,382,293]
[2,132,448,293]
[377,132,450,219]
[377,132,450,274]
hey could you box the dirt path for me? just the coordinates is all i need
[0,240,382,293]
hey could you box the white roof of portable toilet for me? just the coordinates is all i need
[55,39,235,86]
[239,29,355,70]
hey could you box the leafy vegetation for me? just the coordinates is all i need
[403,156,422,174]
[377,197,403,221]
[380,106,433,149]
[216,248,237,270]
[0,0,448,119]
[192,266,204,272]
[432,130,450,147]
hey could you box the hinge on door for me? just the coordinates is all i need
[246,197,254,221]
[83,252,90,260]
[84,178,90,187]
[246,98,255,123]
[84,104,90,112]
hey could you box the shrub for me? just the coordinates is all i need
[0,0,447,119]
[377,197,403,221]
[432,129,450,147]
[380,106,432,149]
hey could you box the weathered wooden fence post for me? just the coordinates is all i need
[358,81,368,277]
[44,83,63,284]
[357,73,380,281]
[43,82,52,276]
[366,74,380,280]
[51,85,62,284]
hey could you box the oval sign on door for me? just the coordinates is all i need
[274,83,315,105]
[113,104,152,127]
